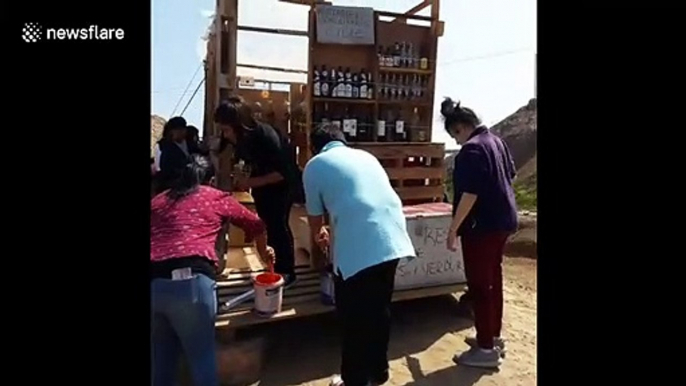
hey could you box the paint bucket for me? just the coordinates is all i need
[320,265,335,306]
[253,272,284,317]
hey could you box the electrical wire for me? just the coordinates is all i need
[179,77,205,116]
[169,64,202,116]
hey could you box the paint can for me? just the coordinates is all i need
[253,272,284,317]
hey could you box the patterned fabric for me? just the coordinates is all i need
[150,186,265,264]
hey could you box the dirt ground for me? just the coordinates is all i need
[244,256,536,386]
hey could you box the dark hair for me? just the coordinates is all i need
[440,98,481,133]
[186,125,199,142]
[162,116,187,139]
[213,95,258,133]
[166,154,214,200]
[310,123,347,154]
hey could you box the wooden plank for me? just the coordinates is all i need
[395,185,444,201]
[238,25,308,37]
[353,143,444,159]
[386,166,443,180]
[237,63,307,74]
[215,282,464,329]
[390,0,432,24]
[377,10,433,22]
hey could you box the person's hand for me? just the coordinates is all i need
[259,246,276,266]
[234,175,251,191]
[446,230,458,252]
[315,227,330,251]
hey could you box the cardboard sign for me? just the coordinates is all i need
[316,5,375,45]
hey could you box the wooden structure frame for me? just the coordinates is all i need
[203,1,456,332]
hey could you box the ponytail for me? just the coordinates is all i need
[440,97,481,133]
[166,154,214,200]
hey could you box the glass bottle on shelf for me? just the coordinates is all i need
[313,65,321,97]
[320,65,329,97]
[367,72,374,100]
[395,108,406,142]
[359,69,367,99]
[377,110,387,142]
[345,68,353,98]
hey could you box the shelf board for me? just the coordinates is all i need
[378,67,433,75]
[312,97,376,104]
[348,142,439,146]
[378,100,432,107]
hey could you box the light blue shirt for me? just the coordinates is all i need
[303,141,416,280]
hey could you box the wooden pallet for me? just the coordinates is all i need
[215,246,464,330]
[352,142,445,204]
[215,266,464,329]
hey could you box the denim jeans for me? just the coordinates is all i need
[151,274,218,386]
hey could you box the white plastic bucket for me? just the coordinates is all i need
[253,272,284,317]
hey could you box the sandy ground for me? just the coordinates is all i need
[244,256,536,386]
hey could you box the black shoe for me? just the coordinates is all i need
[369,369,389,385]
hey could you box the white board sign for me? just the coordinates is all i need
[238,76,255,87]
[315,5,375,45]
[394,214,466,290]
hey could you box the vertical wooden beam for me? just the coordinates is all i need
[225,0,239,96]
[304,6,315,164]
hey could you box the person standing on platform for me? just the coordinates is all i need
[441,98,518,369]
[213,96,299,287]
[303,124,415,386]
[150,154,274,386]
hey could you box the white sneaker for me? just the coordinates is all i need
[329,375,373,386]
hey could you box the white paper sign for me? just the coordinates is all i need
[394,214,466,290]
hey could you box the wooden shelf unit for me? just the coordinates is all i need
[295,1,444,204]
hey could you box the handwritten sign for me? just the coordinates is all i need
[315,5,375,45]
[395,214,466,290]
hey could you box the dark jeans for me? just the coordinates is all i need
[334,259,399,386]
[461,231,510,349]
[151,274,218,386]
[253,191,295,276]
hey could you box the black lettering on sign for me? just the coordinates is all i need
[316,5,375,45]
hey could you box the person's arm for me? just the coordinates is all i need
[448,148,485,233]
[302,162,327,248]
[216,193,272,263]
[501,139,517,181]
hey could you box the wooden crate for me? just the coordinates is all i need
[353,142,445,204]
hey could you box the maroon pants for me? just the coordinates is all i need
[461,231,510,349]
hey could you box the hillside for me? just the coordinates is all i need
[150,115,166,158]
[491,98,537,209]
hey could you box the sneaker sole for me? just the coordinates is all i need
[452,355,502,369]
[464,340,507,358]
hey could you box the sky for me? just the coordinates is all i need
[151,0,536,150]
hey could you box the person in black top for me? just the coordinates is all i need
[214,96,299,286]
[155,117,196,193]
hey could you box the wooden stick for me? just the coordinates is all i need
[390,0,432,24]
[237,63,307,75]
[238,25,308,37]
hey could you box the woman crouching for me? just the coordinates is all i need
[150,154,274,386]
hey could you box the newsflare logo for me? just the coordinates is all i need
[22,22,125,43]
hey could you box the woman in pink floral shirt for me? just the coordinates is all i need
[150,154,273,386]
